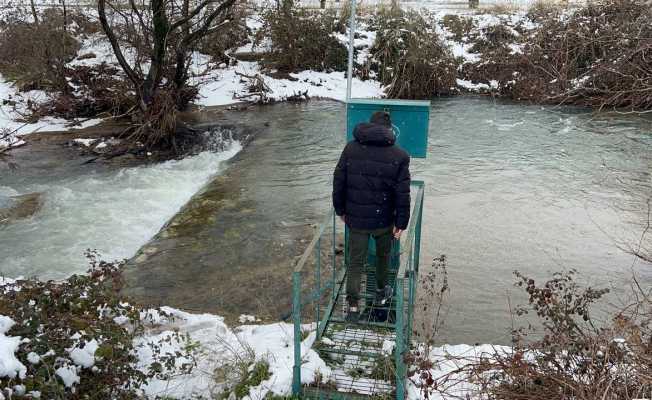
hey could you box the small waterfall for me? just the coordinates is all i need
[0,128,242,280]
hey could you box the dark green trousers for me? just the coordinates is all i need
[346,226,393,304]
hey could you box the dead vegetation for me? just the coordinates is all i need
[463,0,652,111]
[0,8,80,93]
[370,10,458,99]
[255,2,348,73]
[410,267,652,400]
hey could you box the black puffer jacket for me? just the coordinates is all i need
[332,122,411,230]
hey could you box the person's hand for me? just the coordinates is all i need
[393,227,403,240]
[339,215,346,224]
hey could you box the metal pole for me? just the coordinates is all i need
[316,238,321,338]
[332,211,337,302]
[395,278,406,400]
[292,271,302,396]
[345,0,357,102]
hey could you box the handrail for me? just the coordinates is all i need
[294,208,335,273]
[397,181,425,278]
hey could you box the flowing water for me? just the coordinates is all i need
[0,134,241,279]
[1,97,651,344]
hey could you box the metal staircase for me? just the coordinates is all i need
[292,181,424,400]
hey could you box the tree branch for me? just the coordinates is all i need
[97,0,142,103]
[183,0,236,47]
[169,0,217,32]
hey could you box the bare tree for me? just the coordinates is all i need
[29,0,39,24]
[97,0,237,145]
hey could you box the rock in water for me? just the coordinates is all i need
[0,193,43,224]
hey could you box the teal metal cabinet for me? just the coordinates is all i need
[346,99,431,158]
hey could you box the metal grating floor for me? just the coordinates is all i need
[314,321,397,397]
[309,275,400,399]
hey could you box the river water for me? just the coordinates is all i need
[0,135,241,279]
[1,97,651,344]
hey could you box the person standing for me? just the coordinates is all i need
[332,111,411,322]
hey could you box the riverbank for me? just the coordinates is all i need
[1,0,649,153]
[2,253,650,399]
[0,271,506,400]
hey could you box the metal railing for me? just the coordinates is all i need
[292,180,425,400]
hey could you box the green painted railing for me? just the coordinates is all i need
[291,181,425,399]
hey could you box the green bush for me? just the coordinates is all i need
[0,252,196,399]
[219,360,271,400]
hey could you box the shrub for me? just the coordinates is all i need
[370,11,458,99]
[467,24,518,54]
[30,63,136,121]
[465,0,652,110]
[460,22,523,92]
[413,269,652,400]
[0,252,196,398]
[218,359,271,400]
[0,10,80,93]
[197,5,250,65]
[478,270,652,399]
[440,14,475,42]
[255,6,347,73]
[526,0,565,22]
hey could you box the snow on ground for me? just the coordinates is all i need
[1,274,502,399]
[134,307,330,399]
[134,307,504,400]
[456,78,498,91]
[197,61,384,106]
[407,344,511,400]
[0,315,27,381]
[0,75,103,150]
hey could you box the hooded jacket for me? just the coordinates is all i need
[332,122,411,230]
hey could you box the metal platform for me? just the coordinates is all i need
[292,181,424,400]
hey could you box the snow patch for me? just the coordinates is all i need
[68,339,99,369]
[73,138,98,147]
[55,365,80,388]
[0,316,27,380]
[135,307,329,399]
[26,352,40,365]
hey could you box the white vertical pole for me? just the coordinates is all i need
[345,0,357,102]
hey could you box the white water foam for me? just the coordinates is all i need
[0,139,242,280]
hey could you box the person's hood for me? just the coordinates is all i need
[353,122,395,146]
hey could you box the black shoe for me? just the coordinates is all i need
[346,305,359,323]
[375,285,393,306]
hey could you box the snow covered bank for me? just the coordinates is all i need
[0,272,504,400]
[0,75,103,150]
[197,60,383,106]
[0,5,572,152]
[135,309,507,400]
[133,307,330,399]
